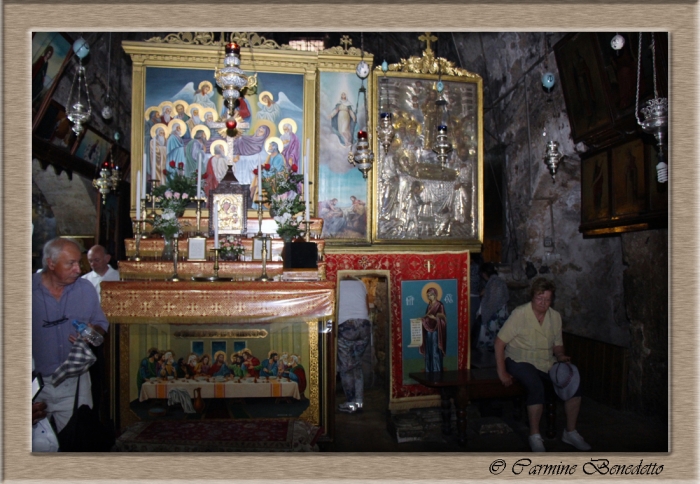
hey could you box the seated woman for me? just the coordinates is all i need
[495,277,591,452]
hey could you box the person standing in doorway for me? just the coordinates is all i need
[337,276,371,414]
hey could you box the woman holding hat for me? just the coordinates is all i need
[495,277,590,452]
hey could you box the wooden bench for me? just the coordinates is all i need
[410,368,556,446]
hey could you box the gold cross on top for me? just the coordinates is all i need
[340,35,353,53]
[419,32,438,56]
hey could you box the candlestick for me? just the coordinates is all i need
[139,199,148,238]
[152,142,156,179]
[142,161,148,197]
[303,219,311,242]
[256,235,271,282]
[304,152,310,221]
[257,160,262,202]
[197,153,202,199]
[148,180,159,218]
[168,234,181,282]
[214,201,219,248]
[194,197,205,235]
[131,220,142,261]
[256,199,264,237]
[135,170,141,221]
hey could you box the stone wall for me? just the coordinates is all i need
[453,32,668,415]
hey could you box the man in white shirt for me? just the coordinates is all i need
[82,245,119,301]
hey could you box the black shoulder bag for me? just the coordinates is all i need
[56,375,115,452]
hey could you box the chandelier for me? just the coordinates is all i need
[376,43,395,156]
[348,33,375,179]
[432,82,453,166]
[214,42,248,120]
[92,149,120,204]
[543,141,563,182]
[635,33,668,183]
[66,37,92,135]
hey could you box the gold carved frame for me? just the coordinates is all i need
[370,34,484,250]
[123,32,320,221]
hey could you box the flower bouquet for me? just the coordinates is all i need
[152,164,198,216]
[219,235,245,261]
[260,164,305,241]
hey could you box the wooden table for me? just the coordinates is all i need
[410,369,528,446]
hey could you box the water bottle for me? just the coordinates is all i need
[72,320,104,346]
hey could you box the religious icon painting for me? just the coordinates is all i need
[31,32,73,126]
[34,100,77,150]
[124,38,319,224]
[209,191,247,236]
[369,46,483,248]
[400,279,459,384]
[581,150,610,224]
[611,137,646,216]
[316,68,371,243]
[74,127,112,166]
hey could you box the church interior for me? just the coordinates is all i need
[27,30,670,460]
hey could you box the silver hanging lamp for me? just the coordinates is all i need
[635,33,668,183]
[348,33,375,179]
[66,37,92,135]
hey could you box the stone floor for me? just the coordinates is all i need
[320,379,668,453]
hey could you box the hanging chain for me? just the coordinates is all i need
[634,33,643,125]
[106,33,112,95]
[650,35,659,99]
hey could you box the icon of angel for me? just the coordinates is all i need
[170,80,217,110]
[256,91,301,125]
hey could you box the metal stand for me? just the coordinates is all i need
[139,199,148,238]
[255,235,271,282]
[256,198,267,237]
[146,180,160,219]
[131,220,143,261]
[303,219,311,242]
[168,235,180,281]
[193,197,206,236]
[191,248,230,281]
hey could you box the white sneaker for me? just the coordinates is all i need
[528,433,546,452]
[338,402,363,414]
[562,429,591,451]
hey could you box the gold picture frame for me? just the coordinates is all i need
[123,33,320,222]
[370,37,484,250]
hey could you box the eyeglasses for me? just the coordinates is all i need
[534,295,552,303]
[42,316,68,327]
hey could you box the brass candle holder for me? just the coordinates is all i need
[255,234,271,282]
[131,220,143,261]
[256,198,267,237]
[168,234,181,282]
[303,219,312,242]
[193,197,206,236]
[192,247,230,281]
[146,180,160,219]
[139,199,149,238]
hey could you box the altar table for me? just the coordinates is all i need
[139,378,301,402]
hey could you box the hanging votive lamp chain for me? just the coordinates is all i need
[66,38,92,136]
[101,33,113,120]
[432,79,453,165]
[347,33,375,179]
[634,32,668,183]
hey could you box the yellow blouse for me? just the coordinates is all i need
[497,302,563,373]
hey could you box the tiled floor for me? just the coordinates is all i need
[321,379,668,453]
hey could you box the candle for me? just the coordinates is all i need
[304,156,310,221]
[151,141,156,182]
[142,157,148,197]
[257,159,262,201]
[197,153,202,199]
[214,201,219,248]
[135,170,141,221]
